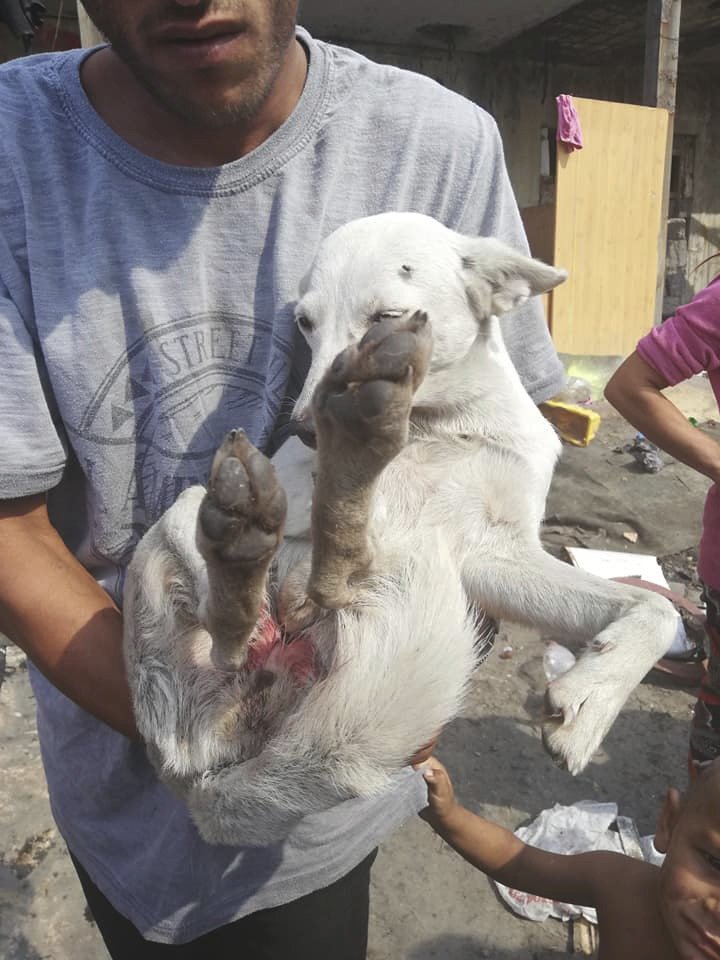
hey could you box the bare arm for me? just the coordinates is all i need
[0,494,138,738]
[605,350,720,486]
[418,757,622,909]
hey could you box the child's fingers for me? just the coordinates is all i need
[415,757,456,823]
[418,760,452,799]
[414,755,446,776]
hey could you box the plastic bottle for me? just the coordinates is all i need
[543,641,577,682]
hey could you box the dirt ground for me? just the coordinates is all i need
[1,383,717,960]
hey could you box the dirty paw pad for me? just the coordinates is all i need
[198,429,287,563]
[313,312,432,449]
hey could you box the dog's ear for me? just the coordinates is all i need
[459,237,567,318]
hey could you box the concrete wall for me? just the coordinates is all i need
[3,16,717,299]
[346,40,641,206]
[0,13,80,63]
[0,29,26,62]
[674,74,720,291]
[346,38,719,298]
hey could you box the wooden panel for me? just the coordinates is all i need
[551,97,669,355]
[520,204,556,266]
[539,291,552,331]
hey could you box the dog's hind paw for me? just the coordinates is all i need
[312,312,432,465]
[541,669,625,775]
[197,429,287,565]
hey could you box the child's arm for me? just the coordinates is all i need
[605,350,720,486]
[418,757,623,910]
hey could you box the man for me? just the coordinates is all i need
[0,1,564,956]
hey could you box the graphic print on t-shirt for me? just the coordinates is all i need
[68,311,295,563]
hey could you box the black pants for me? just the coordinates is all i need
[71,849,377,960]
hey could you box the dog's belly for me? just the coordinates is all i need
[248,608,319,687]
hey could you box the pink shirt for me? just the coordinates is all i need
[637,277,720,589]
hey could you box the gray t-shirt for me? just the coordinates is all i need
[0,29,564,942]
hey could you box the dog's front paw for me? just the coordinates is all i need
[197,429,287,564]
[541,664,625,775]
[312,312,432,465]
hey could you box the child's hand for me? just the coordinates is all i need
[414,756,458,825]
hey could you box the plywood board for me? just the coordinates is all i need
[520,205,556,330]
[551,98,669,355]
[520,204,556,267]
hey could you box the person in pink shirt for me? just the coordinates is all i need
[605,275,720,777]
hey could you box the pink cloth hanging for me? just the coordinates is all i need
[556,94,584,151]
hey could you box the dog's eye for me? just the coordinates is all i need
[296,315,313,333]
[373,310,405,323]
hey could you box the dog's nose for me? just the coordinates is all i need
[289,415,317,450]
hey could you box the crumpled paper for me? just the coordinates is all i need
[493,801,659,924]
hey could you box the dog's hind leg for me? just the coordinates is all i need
[124,486,242,775]
[306,312,432,609]
[195,429,287,669]
[465,547,677,774]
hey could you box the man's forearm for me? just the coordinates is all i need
[0,495,138,738]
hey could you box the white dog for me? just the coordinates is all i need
[123,212,676,846]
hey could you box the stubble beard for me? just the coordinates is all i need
[83,2,297,128]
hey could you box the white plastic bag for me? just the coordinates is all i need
[493,801,624,924]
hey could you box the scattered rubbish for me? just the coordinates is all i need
[493,801,659,925]
[562,356,625,401]
[615,815,645,861]
[622,529,639,544]
[540,400,601,447]
[620,433,666,473]
[566,545,663,582]
[572,916,598,955]
[556,376,593,405]
[543,641,576,682]
[565,547,697,659]
[11,828,55,880]
[499,645,514,660]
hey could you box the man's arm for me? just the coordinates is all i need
[605,351,720,486]
[0,494,138,738]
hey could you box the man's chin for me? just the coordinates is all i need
[128,68,273,129]
[164,94,270,129]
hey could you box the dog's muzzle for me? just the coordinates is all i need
[288,417,317,450]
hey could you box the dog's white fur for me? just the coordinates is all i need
[124,212,677,846]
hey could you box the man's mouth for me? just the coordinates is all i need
[157,19,248,43]
[154,19,249,64]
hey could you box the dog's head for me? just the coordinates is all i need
[291,212,566,420]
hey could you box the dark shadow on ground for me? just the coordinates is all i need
[438,699,689,836]
[405,933,570,959]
